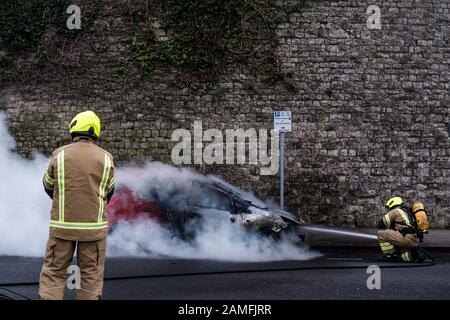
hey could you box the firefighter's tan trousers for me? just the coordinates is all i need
[38,235,106,300]
[377,229,418,262]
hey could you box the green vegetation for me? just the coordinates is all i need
[1,0,307,89]
[0,0,100,83]
[128,0,306,88]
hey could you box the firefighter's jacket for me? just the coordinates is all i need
[380,208,413,233]
[43,137,116,241]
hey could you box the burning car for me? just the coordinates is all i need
[107,179,303,239]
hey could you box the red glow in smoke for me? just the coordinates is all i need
[107,187,163,226]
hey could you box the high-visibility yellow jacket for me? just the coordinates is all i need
[43,137,116,241]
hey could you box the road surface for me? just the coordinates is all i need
[0,247,449,300]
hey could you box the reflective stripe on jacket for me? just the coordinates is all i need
[43,137,115,241]
[382,208,411,233]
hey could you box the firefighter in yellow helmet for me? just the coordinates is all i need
[377,196,424,263]
[38,111,116,300]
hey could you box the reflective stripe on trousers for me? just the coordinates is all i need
[400,251,412,262]
[379,241,395,254]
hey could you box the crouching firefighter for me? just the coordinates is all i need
[38,111,116,300]
[377,196,429,263]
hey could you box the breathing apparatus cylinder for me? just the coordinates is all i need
[412,202,429,233]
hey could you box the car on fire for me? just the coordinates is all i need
[107,180,303,238]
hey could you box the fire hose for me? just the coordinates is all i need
[0,247,436,300]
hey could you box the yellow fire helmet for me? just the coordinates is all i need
[385,196,404,209]
[69,111,101,140]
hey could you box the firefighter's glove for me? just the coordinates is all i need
[377,219,386,230]
[400,226,415,236]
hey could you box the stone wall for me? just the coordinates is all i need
[1,0,450,228]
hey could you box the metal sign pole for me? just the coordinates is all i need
[280,130,285,210]
[274,110,291,211]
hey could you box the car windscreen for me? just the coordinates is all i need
[190,186,233,212]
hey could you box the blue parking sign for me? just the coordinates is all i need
[273,111,292,132]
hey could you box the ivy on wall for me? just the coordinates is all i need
[0,0,100,84]
[0,0,307,90]
[128,0,306,89]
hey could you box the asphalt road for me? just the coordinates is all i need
[0,247,449,300]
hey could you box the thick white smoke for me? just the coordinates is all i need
[109,162,318,261]
[0,113,50,256]
[0,112,318,261]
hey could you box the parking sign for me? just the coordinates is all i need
[274,111,292,132]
